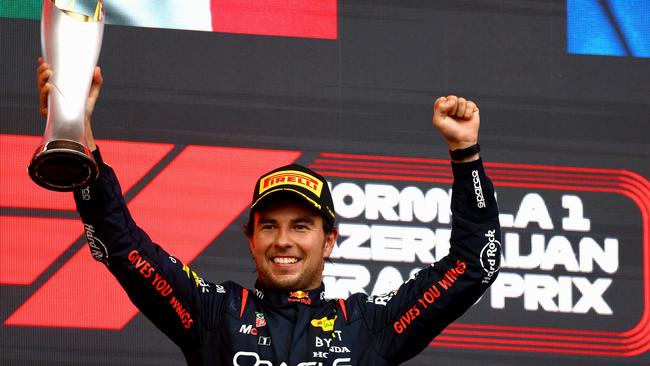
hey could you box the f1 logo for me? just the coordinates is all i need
[1,134,300,329]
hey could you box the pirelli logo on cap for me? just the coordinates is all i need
[259,170,323,197]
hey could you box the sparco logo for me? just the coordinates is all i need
[84,223,108,263]
[480,229,500,284]
[471,170,486,208]
[233,351,351,366]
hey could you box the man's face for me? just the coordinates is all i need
[249,200,337,291]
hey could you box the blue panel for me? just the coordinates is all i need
[567,0,626,57]
[608,0,650,57]
[568,0,650,58]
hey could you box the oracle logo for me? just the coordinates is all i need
[233,351,351,366]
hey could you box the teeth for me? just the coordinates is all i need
[273,257,298,264]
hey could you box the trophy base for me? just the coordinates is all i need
[28,140,99,192]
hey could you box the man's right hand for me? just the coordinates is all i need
[37,57,103,151]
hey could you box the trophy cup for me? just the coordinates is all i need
[28,0,105,191]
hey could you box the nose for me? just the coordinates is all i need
[274,226,294,249]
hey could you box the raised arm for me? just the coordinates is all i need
[360,95,501,363]
[36,59,225,350]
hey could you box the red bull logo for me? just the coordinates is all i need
[288,290,312,304]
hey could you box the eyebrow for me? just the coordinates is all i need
[291,216,316,225]
[256,216,317,225]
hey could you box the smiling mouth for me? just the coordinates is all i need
[272,257,300,264]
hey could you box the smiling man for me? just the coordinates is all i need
[247,164,338,294]
[37,60,501,365]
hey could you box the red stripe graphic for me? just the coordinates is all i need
[0,135,174,210]
[0,216,79,285]
[5,145,299,329]
[308,152,650,356]
[0,135,174,285]
[211,0,337,39]
[0,135,66,209]
[4,248,135,328]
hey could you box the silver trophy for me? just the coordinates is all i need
[28,0,105,191]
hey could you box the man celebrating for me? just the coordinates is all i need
[37,60,501,365]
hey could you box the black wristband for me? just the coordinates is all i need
[449,143,480,161]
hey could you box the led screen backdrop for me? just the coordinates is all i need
[1,0,649,365]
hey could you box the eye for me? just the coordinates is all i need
[260,224,276,231]
[294,224,308,231]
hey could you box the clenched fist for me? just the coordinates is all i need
[432,95,480,162]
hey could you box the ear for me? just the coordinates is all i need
[323,227,338,258]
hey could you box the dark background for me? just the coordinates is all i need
[1,0,649,365]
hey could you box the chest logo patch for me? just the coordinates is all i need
[288,290,312,304]
[255,312,267,327]
[311,316,336,332]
